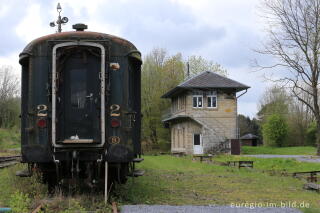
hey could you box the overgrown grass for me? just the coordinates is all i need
[0,164,114,212]
[0,128,20,150]
[115,155,320,212]
[0,164,47,212]
[242,146,317,155]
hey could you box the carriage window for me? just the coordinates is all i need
[70,68,87,109]
[193,96,203,108]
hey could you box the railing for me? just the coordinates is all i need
[161,108,172,121]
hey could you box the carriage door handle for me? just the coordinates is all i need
[125,111,136,128]
[86,93,93,110]
[86,93,93,99]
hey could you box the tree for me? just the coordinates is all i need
[257,86,290,122]
[262,114,288,147]
[187,55,228,76]
[258,0,320,154]
[238,114,260,138]
[286,94,314,146]
[306,121,317,146]
[0,66,20,128]
[141,48,227,150]
[257,85,316,146]
[141,48,185,146]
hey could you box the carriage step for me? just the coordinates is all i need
[129,169,145,177]
[132,158,144,163]
[16,170,32,177]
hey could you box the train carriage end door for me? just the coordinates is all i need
[55,46,101,144]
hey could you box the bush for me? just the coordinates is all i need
[306,121,317,146]
[9,191,31,213]
[158,140,171,151]
[262,114,288,147]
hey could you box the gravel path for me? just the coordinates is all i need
[244,155,320,163]
[121,205,302,213]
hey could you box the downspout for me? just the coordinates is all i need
[236,89,248,99]
[236,89,248,139]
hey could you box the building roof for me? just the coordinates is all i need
[162,115,190,122]
[240,133,259,140]
[162,115,203,126]
[162,71,250,98]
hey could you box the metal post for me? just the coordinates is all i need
[187,61,190,78]
[104,161,108,204]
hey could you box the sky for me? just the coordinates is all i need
[0,0,277,118]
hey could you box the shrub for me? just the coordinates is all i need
[306,121,317,146]
[60,199,86,213]
[262,114,288,147]
[9,191,31,213]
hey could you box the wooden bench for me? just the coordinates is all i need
[193,154,213,162]
[171,152,186,157]
[293,171,320,183]
[227,161,254,168]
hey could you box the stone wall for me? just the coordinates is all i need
[171,120,201,154]
[169,90,237,154]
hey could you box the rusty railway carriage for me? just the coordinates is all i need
[19,24,142,189]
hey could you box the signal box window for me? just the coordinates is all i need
[207,96,217,108]
[193,134,201,145]
[193,96,203,108]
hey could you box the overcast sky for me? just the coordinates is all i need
[0,0,277,118]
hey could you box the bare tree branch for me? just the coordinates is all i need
[259,0,320,154]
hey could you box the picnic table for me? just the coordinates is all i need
[193,154,213,162]
[171,152,186,157]
[293,170,320,183]
[227,160,254,168]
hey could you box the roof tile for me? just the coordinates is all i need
[162,71,250,98]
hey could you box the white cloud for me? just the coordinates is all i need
[1,0,277,117]
[15,3,52,43]
[238,100,258,119]
[0,4,9,18]
[0,52,21,76]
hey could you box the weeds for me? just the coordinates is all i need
[9,191,31,213]
[0,128,20,150]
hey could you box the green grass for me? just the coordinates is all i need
[242,146,317,155]
[115,155,320,212]
[1,155,320,212]
[0,128,20,150]
[214,154,320,173]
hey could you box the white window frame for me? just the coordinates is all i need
[192,95,203,108]
[207,95,217,108]
[52,42,105,149]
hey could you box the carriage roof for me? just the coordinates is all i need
[19,30,141,64]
